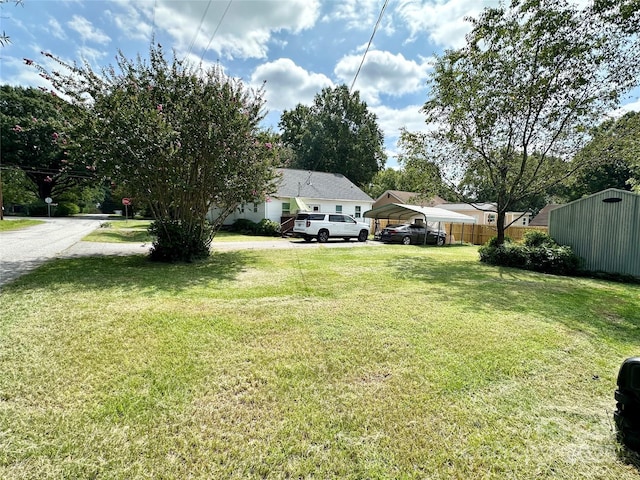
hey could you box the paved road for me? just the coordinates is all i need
[0,216,114,287]
[0,217,382,288]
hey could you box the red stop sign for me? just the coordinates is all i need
[122,198,131,206]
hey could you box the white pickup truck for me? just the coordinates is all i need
[293,213,370,243]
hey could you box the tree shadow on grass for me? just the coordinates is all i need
[6,251,256,294]
[387,254,640,346]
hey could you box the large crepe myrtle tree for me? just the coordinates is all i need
[416,0,640,245]
[33,44,278,261]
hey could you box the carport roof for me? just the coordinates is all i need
[363,203,477,224]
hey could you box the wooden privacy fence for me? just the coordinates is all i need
[442,224,548,245]
[373,219,548,245]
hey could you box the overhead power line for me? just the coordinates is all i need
[186,0,213,59]
[200,0,233,64]
[151,0,157,42]
[350,0,389,92]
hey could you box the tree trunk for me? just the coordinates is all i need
[496,210,506,246]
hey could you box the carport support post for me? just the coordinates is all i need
[423,214,428,245]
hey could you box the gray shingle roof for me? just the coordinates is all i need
[374,190,446,206]
[529,204,562,226]
[273,168,373,202]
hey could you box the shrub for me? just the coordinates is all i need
[27,200,48,217]
[479,235,582,276]
[54,202,80,217]
[228,218,280,236]
[229,219,258,234]
[525,244,583,275]
[255,219,280,236]
[522,230,554,247]
[148,220,213,262]
[486,235,512,248]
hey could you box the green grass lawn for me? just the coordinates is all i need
[83,220,154,243]
[0,218,44,231]
[84,220,284,243]
[1,246,639,479]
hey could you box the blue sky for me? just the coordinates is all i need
[1,0,639,168]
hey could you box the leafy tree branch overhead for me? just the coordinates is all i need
[0,0,23,47]
[572,111,640,194]
[407,0,640,245]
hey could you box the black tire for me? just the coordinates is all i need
[343,238,351,242]
[615,390,632,405]
[402,236,412,245]
[436,236,445,246]
[303,235,312,242]
[317,230,329,243]
[358,230,368,242]
[622,429,640,452]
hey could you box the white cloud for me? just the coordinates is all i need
[250,58,333,112]
[323,0,395,36]
[76,45,108,64]
[334,50,431,105]
[105,1,153,42]
[618,96,640,113]
[152,0,320,60]
[371,103,438,168]
[396,0,499,49]
[67,15,111,45]
[610,97,640,119]
[48,18,66,40]
[371,103,429,141]
[323,0,378,29]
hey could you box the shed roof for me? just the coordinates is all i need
[363,203,477,223]
[273,168,373,202]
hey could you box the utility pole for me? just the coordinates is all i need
[0,162,4,221]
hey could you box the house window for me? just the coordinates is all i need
[522,217,528,226]
[487,213,496,223]
[239,204,245,213]
[253,202,258,213]
[335,205,342,213]
[355,206,361,218]
[282,202,290,214]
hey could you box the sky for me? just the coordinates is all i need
[1,0,639,169]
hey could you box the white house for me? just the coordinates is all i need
[437,202,532,226]
[207,168,374,230]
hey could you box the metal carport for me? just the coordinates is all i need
[363,203,477,245]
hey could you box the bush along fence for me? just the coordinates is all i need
[478,231,583,276]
